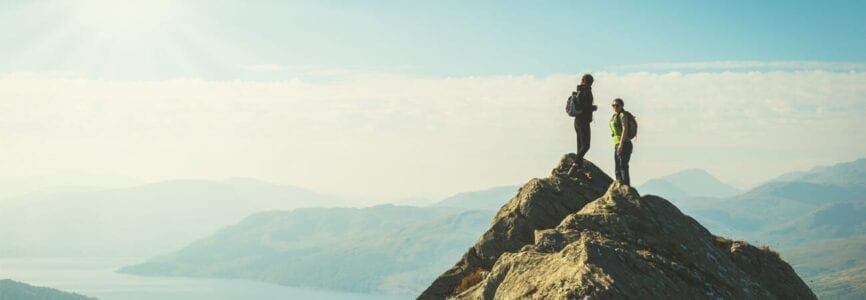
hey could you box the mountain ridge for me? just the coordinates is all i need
[118,204,492,295]
[431,185,521,211]
[637,168,740,200]
[0,178,347,257]
[771,158,866,188]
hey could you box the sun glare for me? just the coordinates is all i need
[69,0,179,38]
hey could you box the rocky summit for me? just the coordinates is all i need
[419,154,815,300]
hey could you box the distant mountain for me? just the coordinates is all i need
[786,235,866,299]
[391,196,436,207]
[120,183,523,295]
[0,279,94,300]
[0,178,347,257]
[0,173,142,200]
[688,181,866,242]
[637,169,740,200]
[773,158,866,188]
[637,178,690,199]
[762,201,866,246]
[114,156,866,299]
[633,159,866,299]
[431,185,520,211]
[681,158,866,238]
[120,205,493,296]
[742,180,864,204]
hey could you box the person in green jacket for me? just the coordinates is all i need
[610,98,633,185]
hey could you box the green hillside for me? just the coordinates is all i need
[0,279,94,300]
[120,205,494,295]
[785,235,866,299]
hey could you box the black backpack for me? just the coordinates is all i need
[566,92,579,117]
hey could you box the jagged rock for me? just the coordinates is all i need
[420,155,816,300]
[419,154,613,299]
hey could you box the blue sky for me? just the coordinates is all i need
[0,1,865,200]
[2,1,865,79]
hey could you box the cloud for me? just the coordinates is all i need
[0,69,864,199]
[238,64,419,78]
[239,64,288,72]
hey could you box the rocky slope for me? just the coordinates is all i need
[420,154,815,299]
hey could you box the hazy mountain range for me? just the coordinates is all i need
[121,157,866,298]
[0,178,348,257]
[115,186,528,295]
[641,160,866,299]
[120,205,492,295]
[773,158,866,187]
[0,173,142,201]
[785,235,866,299]
[637,168,741,200]
[430,185,520,211]
[4,158,865,298]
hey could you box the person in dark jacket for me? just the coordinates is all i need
[567,74,597,176]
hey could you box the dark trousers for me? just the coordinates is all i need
[615,141,633,185]
[574,119,591,166]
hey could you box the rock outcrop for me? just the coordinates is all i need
[420,154,816,299]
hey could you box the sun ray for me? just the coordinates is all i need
[68,0,180,39]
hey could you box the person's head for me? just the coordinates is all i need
[612,98,624,113]
[580,74,594,86]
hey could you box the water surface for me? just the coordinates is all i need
[0,257,406,300]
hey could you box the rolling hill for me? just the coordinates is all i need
[0,178,347,257]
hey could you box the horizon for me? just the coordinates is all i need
[1,154,861,203]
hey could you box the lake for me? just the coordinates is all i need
[0,257,407,300]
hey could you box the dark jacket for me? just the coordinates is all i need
[571,85,596,123]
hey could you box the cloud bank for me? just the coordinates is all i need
[1,69,864,198]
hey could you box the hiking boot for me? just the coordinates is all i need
[566,163,582,177]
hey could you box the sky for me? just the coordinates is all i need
[1,1,865,200]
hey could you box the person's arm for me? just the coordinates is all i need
[618,113,628,153]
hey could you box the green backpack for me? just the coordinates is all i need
[623,111,638,139]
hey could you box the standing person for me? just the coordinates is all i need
[610,98,634,185]
[566,74,597,176]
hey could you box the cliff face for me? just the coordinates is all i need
[420,154,816,300]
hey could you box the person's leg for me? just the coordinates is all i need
[614,144,622,182]
[574,119,580,166]
[575,120,590,167]
[621,141,633,185]
[567,119,581,175]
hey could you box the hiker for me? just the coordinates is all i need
[610,98,635,185]
[566,74,597,176]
